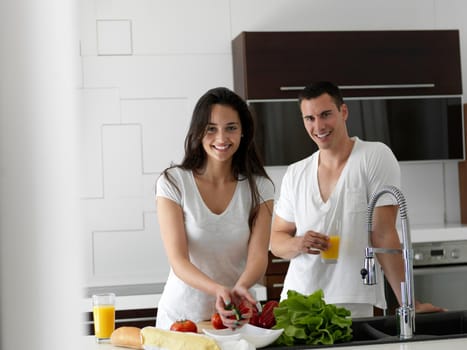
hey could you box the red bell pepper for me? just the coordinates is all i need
[258,300,279,329]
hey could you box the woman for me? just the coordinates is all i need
[155,87,274,329]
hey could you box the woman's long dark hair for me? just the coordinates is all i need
[159,87,273,230]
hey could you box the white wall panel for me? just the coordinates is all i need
[143,173,158,212]
[97,19,133,55]
[444,162,461,223]
[80,0,98,56]
[102,124,144,197]
[400,163,445,226]
[121,98,190,173]
[83,55,188,98]
[92,212,169,284]
[80,88,121,198]
[230,0,436,37]
[186,54,234,98]
[82,196,145,283]
[130,0,231,54]
[83,197,144,232]
[83,54,233,99]
[94,0,231,54]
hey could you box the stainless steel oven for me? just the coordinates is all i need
[412,240,467,311]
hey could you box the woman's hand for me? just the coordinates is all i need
[214,285,253,329]
[214,286,240,329]
[231,285,256,306]
[300,230,330,255]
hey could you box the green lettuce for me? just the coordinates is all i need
[272,289,353,346]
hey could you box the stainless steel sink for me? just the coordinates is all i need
[265,311,467,349]
[352,310,467,342]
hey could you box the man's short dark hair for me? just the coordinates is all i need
[298,81,344,109]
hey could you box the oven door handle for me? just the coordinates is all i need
[414,265,467,275]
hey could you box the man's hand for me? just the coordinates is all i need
[415,301,447,313]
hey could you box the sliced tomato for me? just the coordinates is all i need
[211,313,227,329]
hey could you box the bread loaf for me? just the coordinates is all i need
[110,326,144,349]
[141,326,220,350]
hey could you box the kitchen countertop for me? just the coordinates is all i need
[81,335,467,350]
[410,224,466,243]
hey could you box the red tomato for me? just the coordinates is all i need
[211,313,227,329]
[170,319,198,333]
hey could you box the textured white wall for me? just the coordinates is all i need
[79,0,467,288]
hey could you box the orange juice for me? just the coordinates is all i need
[93,304,115,339]
[321,235,340,263]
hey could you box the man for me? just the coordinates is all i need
[270,81,444,317]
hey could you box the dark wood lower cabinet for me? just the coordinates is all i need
[262,252,289,302]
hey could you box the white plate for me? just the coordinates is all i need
[203,324,284,348]
[202,327,243,342]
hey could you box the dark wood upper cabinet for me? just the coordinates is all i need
[232,30,462,100]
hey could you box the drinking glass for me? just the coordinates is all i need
[321,221,341,264]
[92,293,115,343]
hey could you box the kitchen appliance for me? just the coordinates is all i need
[411,239,467,311]
[250,95,464,165]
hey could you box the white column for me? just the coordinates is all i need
[0,1,82,350]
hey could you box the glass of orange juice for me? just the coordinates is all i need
[321,221,340,264]
[92,293,115,343]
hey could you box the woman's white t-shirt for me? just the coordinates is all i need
[155,167,274,329]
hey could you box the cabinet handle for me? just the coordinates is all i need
[280,83,435,91]
[272,283,284,288]
[271,258,289,264]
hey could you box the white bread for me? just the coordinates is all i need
[110,326,144,349]
[141,326,220,350]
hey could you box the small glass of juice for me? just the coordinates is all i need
[92,293,115,343]
[321,221,341,264]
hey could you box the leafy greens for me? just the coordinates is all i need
[273,289,353,346]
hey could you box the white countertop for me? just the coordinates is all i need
[410,224,467,243]
[81,335,467,350]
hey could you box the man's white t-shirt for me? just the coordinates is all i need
[155,167,275,329]
[275,137,400,309]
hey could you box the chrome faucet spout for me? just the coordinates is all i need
[361,185,415,340]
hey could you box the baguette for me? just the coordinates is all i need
[110,326,144,349]
[141,326,220,350]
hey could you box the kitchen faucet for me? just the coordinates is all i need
[360,185,415,340]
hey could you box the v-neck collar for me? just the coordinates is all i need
[190,171,239,217]
[313,138,358,205]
